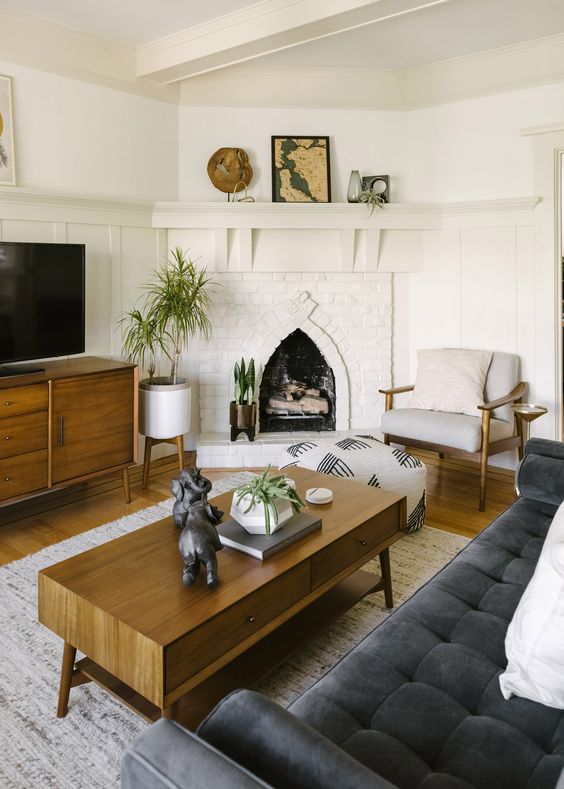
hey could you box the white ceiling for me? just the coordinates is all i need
[258,0,564,70]
[1,0,564,76]
[0,0,261,47]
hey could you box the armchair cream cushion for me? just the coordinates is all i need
[409,349,492,417]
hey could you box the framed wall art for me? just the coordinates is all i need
[0,75,15,186]
[271,136,331,203]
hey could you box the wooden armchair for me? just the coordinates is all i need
[379,352,526,511]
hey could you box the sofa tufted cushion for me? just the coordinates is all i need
[278,435,426,532]
[288,496,564,789]
[381,408,513,453]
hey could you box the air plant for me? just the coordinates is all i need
[359,188,386,217]
[233,357,256,405]
[234,466,305,536]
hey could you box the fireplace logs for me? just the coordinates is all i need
[266,381,330,416]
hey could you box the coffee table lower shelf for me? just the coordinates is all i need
[74,567,386,730]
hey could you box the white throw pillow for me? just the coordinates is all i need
[499,500,564,708]
[409,349,492,417]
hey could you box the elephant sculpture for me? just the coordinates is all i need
[171,467,223,529]
[171,468,224,588]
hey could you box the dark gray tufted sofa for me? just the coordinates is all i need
[122,438,564,789]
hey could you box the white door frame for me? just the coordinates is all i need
[522,124,564,440]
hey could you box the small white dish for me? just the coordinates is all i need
[306,487,333,505]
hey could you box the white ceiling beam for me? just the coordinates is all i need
[136,0,454,83]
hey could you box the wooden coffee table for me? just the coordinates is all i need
[38,467,406,728]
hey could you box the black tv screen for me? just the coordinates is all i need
[0,242,85,364]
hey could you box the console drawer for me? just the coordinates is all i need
[165,562,310,693]
[310,505,401,590]
[0,383,48,417]
[0,449,48,500]
[0,411,48,460]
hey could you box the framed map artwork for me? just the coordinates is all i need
[0,75,15,186]
[271,136,331,203]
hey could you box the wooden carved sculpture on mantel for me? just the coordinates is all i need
[207,147,253,199]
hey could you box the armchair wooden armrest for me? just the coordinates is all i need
[379,384,414,412]
[477,381,526,412]
[378,385,415,396]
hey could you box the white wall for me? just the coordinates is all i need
[178,106,408,202]
[1,60,178,200]
[407,81,564,202]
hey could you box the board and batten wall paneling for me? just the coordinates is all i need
[67,223,113,356]
[408,229,462,380]
[460,228,517,354]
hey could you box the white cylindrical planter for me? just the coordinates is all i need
[139,378,191,438]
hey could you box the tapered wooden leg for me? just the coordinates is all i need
[383,434,390,446]
[162,700,179,720]
[379,548,393,609]
[479,411,491,512]
[57,642,77,718]
[176,435,185,472]
[122,467,131,504]
[142,437,153,490]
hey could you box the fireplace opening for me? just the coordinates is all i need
[259,329,336,433]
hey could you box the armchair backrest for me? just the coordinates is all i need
[484,352,520,423]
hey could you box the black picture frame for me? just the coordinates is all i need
[271,136,331,203]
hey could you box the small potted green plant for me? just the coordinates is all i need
[229,357,257,440]
[231,466,305,535]
[120,247,215,440]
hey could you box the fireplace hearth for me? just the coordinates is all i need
[259,329,336,433]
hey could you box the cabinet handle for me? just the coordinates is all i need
[4,401,12,406]
[248,616,256,624]
[4,476,10,482]
[359,539,368,547]
[4,435,11,441]
[59,416,65,446]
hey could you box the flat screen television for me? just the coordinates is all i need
[0,241,85,374]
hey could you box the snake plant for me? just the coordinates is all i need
[234,466,305,536]
[233,357,255,405]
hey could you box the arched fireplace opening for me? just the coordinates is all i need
[259,329,336,433]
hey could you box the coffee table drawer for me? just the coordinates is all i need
[165,562,310,693]
[311,505,400,590]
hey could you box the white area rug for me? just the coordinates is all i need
[0,473,469,789]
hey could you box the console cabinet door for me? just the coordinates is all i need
[51,370,135,484]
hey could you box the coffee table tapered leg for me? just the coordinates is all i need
[57,642,77,718]
[379,549,393,609]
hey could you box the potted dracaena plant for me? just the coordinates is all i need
[231,466,305,535]
[120,247,216,441]
[229,357,257,441]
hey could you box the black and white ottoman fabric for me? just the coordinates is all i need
[279,435,426,532]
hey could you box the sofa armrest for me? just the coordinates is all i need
[516,438,564,509]
[198,690,397,789]
[121,718,270,789]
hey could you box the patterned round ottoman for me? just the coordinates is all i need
[279,435,426,532]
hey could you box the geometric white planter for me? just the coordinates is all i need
[138,378,191,439]
[230,493,293,535]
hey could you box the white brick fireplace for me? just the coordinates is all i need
[196,269,392,467]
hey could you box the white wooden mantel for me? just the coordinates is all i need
[152,198,540,273]
[0,188,540,273]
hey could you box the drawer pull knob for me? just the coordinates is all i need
[359,539,368,546]
[248,616,256,624]
[4,401,12,406]
[4,435,11,440]
[4,476,10,482]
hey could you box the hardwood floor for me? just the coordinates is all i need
[0,450,516,565]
